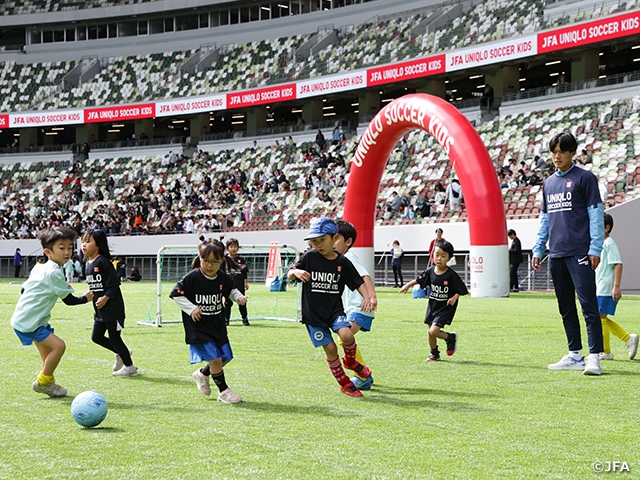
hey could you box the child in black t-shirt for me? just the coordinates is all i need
[170,239,248,403]
[81,229,138,376]
[222,238,250,326]
[400,240,468,361]
[288,217,375,397]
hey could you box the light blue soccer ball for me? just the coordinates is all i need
[71,391,108,428]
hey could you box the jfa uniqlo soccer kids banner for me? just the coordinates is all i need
[9,110,84,128]
[538,10,640,54]
[446,35,536,72]
[297,70,366,98]
[156,95,226,117]
[227,84,296,109]
[367,55,446,86]
[84,103,155,123]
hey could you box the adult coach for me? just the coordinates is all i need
[532,132,604,376]
[14,248,23,278]
[508,229,523,292]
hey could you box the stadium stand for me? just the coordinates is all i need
[3,0,639,112]
[0,0,156,15]
[0,60,76,112]
[1,94,639,240]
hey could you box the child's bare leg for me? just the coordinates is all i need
[322,341,338,360]
[429,324,450,341]
[349,322,362,334]
[208,358,225,375]
[34,334,66,377]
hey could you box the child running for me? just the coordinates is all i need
[223,238,250,326]
[81,229,138,377]
[597,213,638,361]
[400,240,468,361]
[170,239,248,403]
[288,217,375,397]
[10,227,94,397]
[333,220,377,390]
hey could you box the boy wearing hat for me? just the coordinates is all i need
[288,217,375,397]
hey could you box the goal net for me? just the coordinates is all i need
[138,243,301,327]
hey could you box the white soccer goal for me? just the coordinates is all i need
[138,243,301,327]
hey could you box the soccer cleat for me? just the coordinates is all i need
[340,382,363,397]
[583,354,602,376]
[113,349,133,372]
[548,354,585,371]
[32,380,67,398]
[351,376,374,391]
[217,388,242,403]
[342,357,371,379]
[192,369,211,396]
[427,354,441,361]
[242,318,251,326]
[445,332,457,356]
[599,352,614,361]
[627,334,639,360]
[112,365,139,377]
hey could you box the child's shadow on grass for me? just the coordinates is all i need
[235,401,353,418]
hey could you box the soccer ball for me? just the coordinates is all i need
[71,391,108,428]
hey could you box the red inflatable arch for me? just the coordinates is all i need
[343,93,508,297]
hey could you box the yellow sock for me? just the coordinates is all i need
[607,318,630,343]
[37,372,55,387]
[601,317,611,354]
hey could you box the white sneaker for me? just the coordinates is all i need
[599,352,614,361]
[32,380,68,398]
[217,388,242,403]
[583,354,602,376]
[113,349,133,372]
[548,354,585,371]
[112,365,138,377]
[626,334,638,360]
[192,369,211,396]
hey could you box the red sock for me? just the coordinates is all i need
[342,341,357,367]
[327,356,351,386]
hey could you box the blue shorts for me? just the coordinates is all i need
[189,342,233,364]
[346,312,373,332]
[306,315,351,347]
[14,324,54,346]
[597,296,617,316]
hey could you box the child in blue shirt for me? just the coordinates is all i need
[10,227,94,398]
[597,213,638,360]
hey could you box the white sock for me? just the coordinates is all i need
[568,351,583,360]
[587,353,600,359]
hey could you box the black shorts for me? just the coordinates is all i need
[424,311,453,328]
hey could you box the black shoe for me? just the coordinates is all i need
[445,332,457,356]
[242,318,250,326]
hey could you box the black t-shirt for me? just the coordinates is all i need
[293,250,364,327]
[169,269,235,345]
[223,255,248,292]
[417,266,468,325]
[84,255,126,323]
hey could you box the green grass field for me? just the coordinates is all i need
[1,280,638,479]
